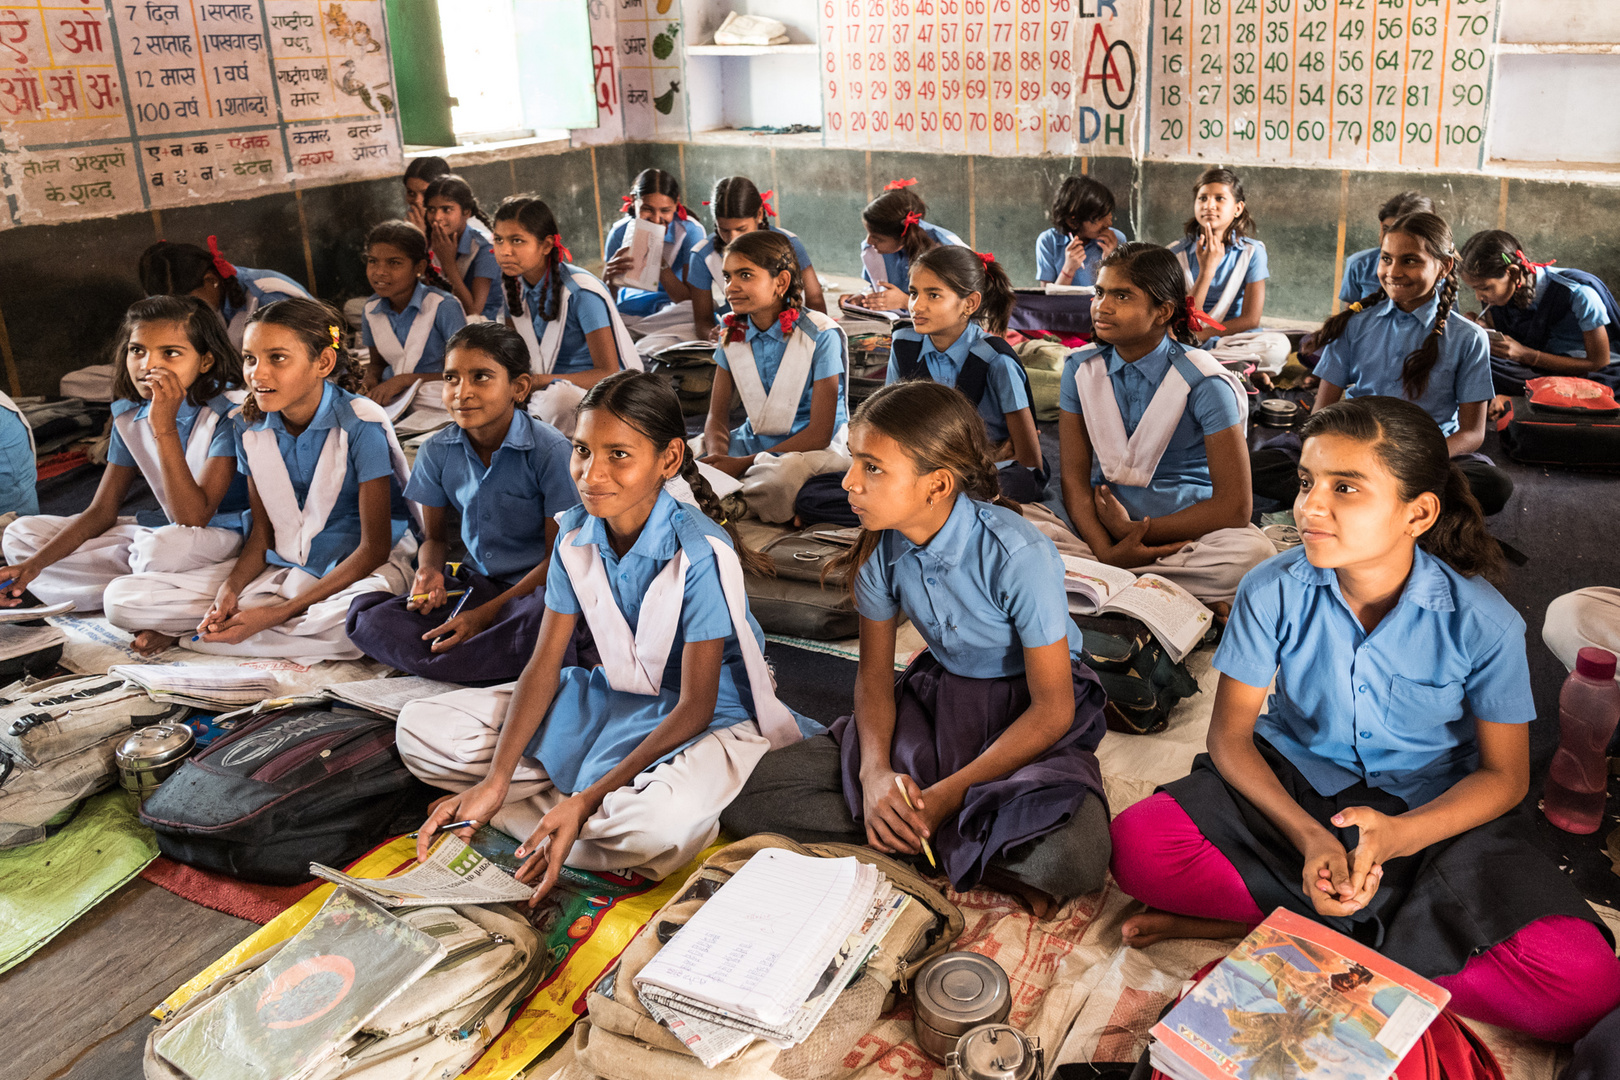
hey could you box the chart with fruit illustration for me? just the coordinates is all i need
[615,0,688,139]
[0,0,403,226]
[1143,0,1499,169]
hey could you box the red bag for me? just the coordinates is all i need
[1526,376,1620,413]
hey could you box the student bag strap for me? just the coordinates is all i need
[364,291,445,375]
[112,403,220,523]
[1168,346,1249,438]
[1170,236,1253,325]
[1072,342,1196,488]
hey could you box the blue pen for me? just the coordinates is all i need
[432,586,474,647]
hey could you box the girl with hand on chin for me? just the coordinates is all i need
[723,381,1111,919]
[400,372,810,902]
[1110,396,1620,1044]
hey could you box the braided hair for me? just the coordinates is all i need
[493,195,565,324]
[1097,243,1199,345]
[1181,166,1256,244]
[366,220,455,293]
[239,297,363,422]
[575,371,772,577]
[423,173,495,235]
[707,175,767,255]
[1458,229,1537,310]
[723,230,804,314]
[138,241,249,312]
[863,188,936,265]
[827,381,1018,594]
[910,245,1015,337]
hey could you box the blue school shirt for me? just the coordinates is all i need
[1527,267,1609,358]
[235,383,406,577]
[1314,295,1493,436]
[860,221,966,291]
[453,225,505,321]
[538,493,764,789]
[602,215,704,317]
[715,317,848,456]
[1214,546,1534,809]
[220,266,310,324]
[1339,247,1381,303]
[1172,236,1269,319]
[360,282,467,378]
[854,493,1082,680]
[109,395,248,529]
[0,407,35,517]
[404,411,579,584]
[887,323,1029,443]
[1059,337,1245,520]
[686,226,814,320]
[1035,227,1128,286]
[523,268,614,375]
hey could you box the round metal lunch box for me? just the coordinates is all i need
[946,1023,1044,1080]
[116,722,196,798]
[911,951,1012,1063]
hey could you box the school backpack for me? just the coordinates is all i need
[890,332,1037,419]
[1072,614,1201,736]
[646,342,720,416]
[1488,268,1620,352]
[144,899,547,1080]
[139,700,437,884]
[1498,377,1620,470]
[0,674,189,849]
[563,833,964,1080]
[744,524,860,641]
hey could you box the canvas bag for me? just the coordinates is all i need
[144,901,546,1080]
[744,525,860,641]
[139,702,434,884]
[568,833,964,1080]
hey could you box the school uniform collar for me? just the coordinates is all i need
[1105,334,1175,381]
[569,488,682,561]
[380,281,433,316]
[921,322,982,365]
[1284,545,1455,613]
[131,396,202,424]
[896,492,977,570]
[1532,266,1551,305]
[250,380,340,434]
[451,408,534,460]
[742,317,789,344]
[523,272,549,309]
[1372,292,1441,325]
[456,227,477,256]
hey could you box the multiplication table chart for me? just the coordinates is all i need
[1145,0,1499,168]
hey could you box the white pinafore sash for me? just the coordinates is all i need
[510,266,643,376]
[722,309,845,439]
[555,519,802,751]
[364,291,445,377]
[112,401,230,522]
[704,247,727,306]
[239,396,416,568]
[1073,344,1247,488]
[225,276,307,348]
[0,392,34,457]
[1172,237,1253,325]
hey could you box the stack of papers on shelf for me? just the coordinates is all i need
[109,663,279,708]
[634,849,910,1066]
[712,12,790,45]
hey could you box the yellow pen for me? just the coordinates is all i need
[409,589,466,602]
[895,775,936,868]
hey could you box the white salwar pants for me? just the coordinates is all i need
[396,682,772,880]
[1544,587,1620,677]
[2,515,243,612]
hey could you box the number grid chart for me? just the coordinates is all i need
[819,0,1086,156]
[0,0,404,227]
[1144,0,1499,170]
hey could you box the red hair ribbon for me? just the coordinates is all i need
[1516,249,1556,271]
[1185,297,1226,334]
[777,306,800,335]
[205,235,236,279]
[620,194,635,214]
[901,211,924,235]
[977,251,995,267]
[723,313,746,343]
[675,203,690,221]
[552,235,573,264]
[701,200,711,206]
[884,177,918,191]
[759,189,777,217]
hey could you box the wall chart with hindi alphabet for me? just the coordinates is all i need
[0,0,404,228]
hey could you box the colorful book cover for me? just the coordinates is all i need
[1150,907,1450,1080]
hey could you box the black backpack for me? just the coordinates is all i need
[139,703,436,884]
[1072,613,1202,736]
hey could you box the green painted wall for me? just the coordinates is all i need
[4,137,1616,396]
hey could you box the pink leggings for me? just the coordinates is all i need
[1112,792,1620,1044]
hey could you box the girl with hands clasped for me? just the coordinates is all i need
[2,296,248,649]
[108,298,417,661]
[722,382,1111,919]
[1110,396,1620,1044]
[398,371,811,902]
[347,323,581,684]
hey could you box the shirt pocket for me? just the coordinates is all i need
[1386,674,1466,727]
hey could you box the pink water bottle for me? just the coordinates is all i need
[1544,647,1620,835]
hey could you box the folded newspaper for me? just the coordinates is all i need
[109,663,279,708]
[311,834,534,908]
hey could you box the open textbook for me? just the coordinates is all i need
[617,216,669,292]
[1062,555,1212,663]
[310,834,534,908]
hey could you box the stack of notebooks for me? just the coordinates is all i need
[1150,908,1449,1080]
[110,664,280,708]
[634,849,910,1067]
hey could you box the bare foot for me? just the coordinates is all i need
[131,630,179,656]
[1488,394,1513,423]
[982,867,1063,920]
[1121,910,1250,948]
